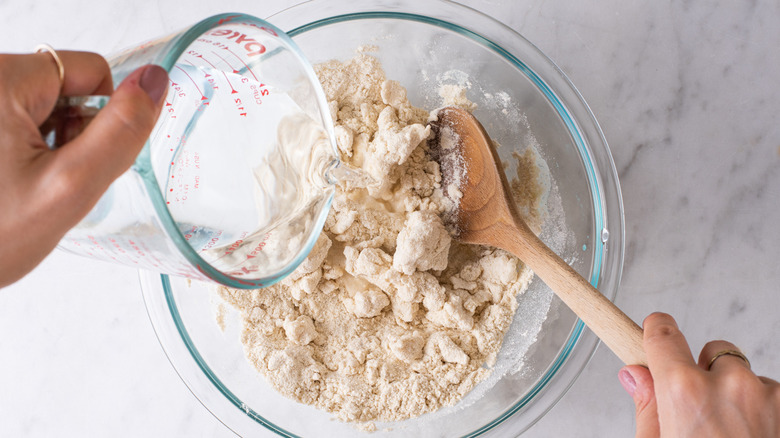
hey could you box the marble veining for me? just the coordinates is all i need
[1,1,778,437]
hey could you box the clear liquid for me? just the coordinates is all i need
[151,64,338,279]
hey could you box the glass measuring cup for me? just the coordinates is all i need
[54,13,339,289]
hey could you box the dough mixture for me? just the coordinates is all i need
[215,51,548,427]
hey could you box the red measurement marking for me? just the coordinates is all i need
[217,15,239,26]
[225,72,238,94]
[245,236,269,259]
[196,54,216,70]
[230,266,260,275]
[165,100,177,119]
[210,49,233,69]
[199,54,240,94]
[210,231,250,263]
[195,55,216,80]
[223,47,259,82]
[174,65,209,103]
[211,50,240,75]
[202,230,224,251]
[169,79,186,99]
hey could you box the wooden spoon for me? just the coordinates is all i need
[430,106,646,366]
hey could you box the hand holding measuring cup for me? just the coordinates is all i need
[3,14,340,289]
[0,50,168,287]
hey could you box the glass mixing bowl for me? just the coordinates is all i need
[139,0,624,436]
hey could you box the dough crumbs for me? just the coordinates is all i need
[216,53,548,427]
[439,84,478,112]
[511,148,550,234]
[393,210,451,275]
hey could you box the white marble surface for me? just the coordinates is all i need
[2,0,779,437]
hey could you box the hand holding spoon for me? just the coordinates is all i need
[430,106,646,366]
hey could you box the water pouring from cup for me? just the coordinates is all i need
[46,13,340,289]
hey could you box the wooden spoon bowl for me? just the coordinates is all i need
[430,106,646,366]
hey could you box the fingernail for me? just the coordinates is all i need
[619,368,637,396]
[139,65,168,104]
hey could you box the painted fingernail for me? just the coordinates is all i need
[619,368,637,396]
[139,65,168,104]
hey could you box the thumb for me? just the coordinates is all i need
[620,365,660,438]
[51,64,168,213]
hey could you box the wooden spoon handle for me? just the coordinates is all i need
[432,105,645,365]
[500,220,647,366]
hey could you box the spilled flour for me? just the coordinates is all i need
[214,51,550,429]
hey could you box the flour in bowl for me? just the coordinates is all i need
[215,51,550,428]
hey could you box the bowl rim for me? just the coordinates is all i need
[141,3,625,437]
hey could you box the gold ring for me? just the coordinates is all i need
[34,44,65,92]
[707,349,751,370]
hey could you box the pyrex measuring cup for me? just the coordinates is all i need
[56,13,339,288]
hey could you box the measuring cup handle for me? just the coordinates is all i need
[39,96,110,149]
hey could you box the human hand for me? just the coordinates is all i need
[619,312,780,437]
[0,50,168,287]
